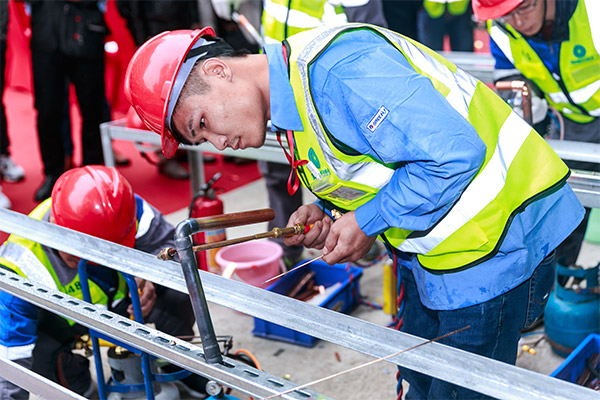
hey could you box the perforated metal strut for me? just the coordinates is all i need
[0,269,324,400]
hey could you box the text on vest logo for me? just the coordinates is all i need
[367,106,389,133]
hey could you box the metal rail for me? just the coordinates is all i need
[0,357,86,400]
[101,119,600,208]
[0,209,597,400]
[0,269,323,400]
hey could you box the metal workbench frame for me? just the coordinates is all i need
[101,119,600,209]
[0,209,597,400]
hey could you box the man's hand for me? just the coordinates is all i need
[322,210,376,265]
[211,0,242,20]
[127,278,156,318]
[284,204,332,250]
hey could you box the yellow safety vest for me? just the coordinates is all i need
[488,0,600,123]
[423,0,470,19]
[262,0,347,43]
[284,23,569,272]
[0,200,128,324]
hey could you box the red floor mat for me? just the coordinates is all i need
[1,87,262,241]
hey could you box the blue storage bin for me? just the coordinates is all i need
[551,333,600,384]
[252,260,363,347]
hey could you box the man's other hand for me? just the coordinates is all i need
[322,210,376,265]
[128,278,157,318]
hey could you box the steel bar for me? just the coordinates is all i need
[441,51,495,83]
[566,171,600,209]
[174,219,223,364]
[0,209,597,400]
[548,140,600,165]
[0,357,86,400]
[0,269,324,400]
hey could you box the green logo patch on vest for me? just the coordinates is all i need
[573,45,586,58]
[308,148,321,168]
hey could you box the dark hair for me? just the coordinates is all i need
[171,37,250,144]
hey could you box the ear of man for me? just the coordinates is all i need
[200,58,231,81]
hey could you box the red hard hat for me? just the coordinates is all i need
[472,0,523,20]
[51,166,137,248]
[124,27,216,158]
[125,106,146,130]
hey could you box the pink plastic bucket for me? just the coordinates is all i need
[215,240,283,288]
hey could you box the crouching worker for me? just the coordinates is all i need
[0,166,206,399]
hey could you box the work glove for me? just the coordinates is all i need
[211,0,243,20]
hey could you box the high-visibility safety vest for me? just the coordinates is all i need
[423,0,470,19]
[262,0,348,43]
[488,0,600,123]
[284,24,570,272]
[0,200,128,324]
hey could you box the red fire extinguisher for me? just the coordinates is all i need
[189,172,226,273]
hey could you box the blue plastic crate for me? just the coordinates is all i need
[551,333,600,384]
[252,260,363,347]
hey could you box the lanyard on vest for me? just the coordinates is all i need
[277,44,307,196]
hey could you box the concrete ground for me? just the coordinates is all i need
[162,178,600,399]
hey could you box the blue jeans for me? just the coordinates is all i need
[398,252,555,399]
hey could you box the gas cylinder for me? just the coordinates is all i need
[544,262,600,357]
[189,172,226,273]
[106,347,179,400]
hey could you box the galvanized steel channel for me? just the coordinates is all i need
[0,267,322,400]
[0,209,598,399]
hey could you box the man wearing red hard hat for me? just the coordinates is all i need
[473,0,599,270]
[122,19,588,398]
[0,166,206,399]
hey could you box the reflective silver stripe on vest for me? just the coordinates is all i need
[0,343,36,361]
[295,25,478,190]
[295,26,395,189]
[489,24,514,63]
[135,200,155,239]
[399,111,530,254]
[548,80,600,105]
[388,30,478,120]
[0,242,56,289]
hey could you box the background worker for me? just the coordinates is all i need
[0,166,204,399]
[472,0,600,267]
[27,0,108,202]
[211,0,388,268]
[418,0,474,51]
[124,24,583,399]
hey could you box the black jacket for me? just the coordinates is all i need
[29,0,108,59]
[116,0,199,47]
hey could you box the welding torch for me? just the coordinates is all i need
[158,223,312,261]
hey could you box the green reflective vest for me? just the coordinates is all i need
[423,0,470,19]
[262,0,347,43]
[488,0,600,123]
[284,24,569,272]
[0,199,128,324]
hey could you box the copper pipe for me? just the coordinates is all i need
[495,80,533,125]
[193,208,275,231]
